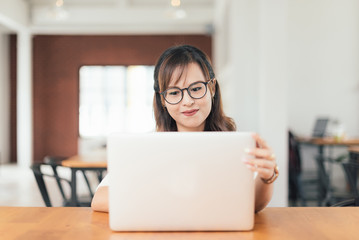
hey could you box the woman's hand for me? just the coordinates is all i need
[243,133,277,181]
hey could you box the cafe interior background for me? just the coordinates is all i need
[0,0,358,208]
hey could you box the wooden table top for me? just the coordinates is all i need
[348,146,359,154]
[61,155,107,168]
[297,136,359,146]
[1,207,359,240]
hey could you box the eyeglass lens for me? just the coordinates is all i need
[163,82,208,104]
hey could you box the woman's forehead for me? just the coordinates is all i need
[168,63,205,87]
[168,65,188,87]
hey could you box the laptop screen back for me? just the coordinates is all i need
[107,132,256,231]
[312,118,329,137]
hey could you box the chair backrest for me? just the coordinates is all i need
[31,156,71,207]
[44,156,68,200]
[342,162,359,198]
[288,130,303,202]
[31,163,52,207]
[288,130,302,174]
[349,150,359,163]
[315,155,331,201]
[31,156,106,207]
[331,198,359,207]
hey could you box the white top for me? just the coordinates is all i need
[97,175,109,189]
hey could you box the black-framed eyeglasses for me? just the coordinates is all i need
[160,79,213,105]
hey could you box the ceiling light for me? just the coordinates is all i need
[166,0,187,20]
[48,0,69,20]
[171,0,181,7]
[55,0,64,8]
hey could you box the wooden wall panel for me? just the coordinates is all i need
[32,35,212,162]
[10,35,17,163]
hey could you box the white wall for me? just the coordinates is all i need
[288,0,359,138]
[16,31,32,168]
[217,0,261,133]
[214,0,288,207]
[0,0,32,168]
[0,32,10,164]
[0,0,29,27]
[258,0,288,207]
[214,0,359,207]
[0,0,27,165]
[30,2,212,35]
[287,0,359,191]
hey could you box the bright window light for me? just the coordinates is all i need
[79,65,155,138]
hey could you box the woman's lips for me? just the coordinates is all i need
[182,109,199,116]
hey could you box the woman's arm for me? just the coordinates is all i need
[242,133,277,212]
[91,186,109,212]
[254,176,274,212]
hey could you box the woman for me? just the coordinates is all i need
[91,45,278,212]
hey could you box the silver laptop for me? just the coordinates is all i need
[107,132,255,231]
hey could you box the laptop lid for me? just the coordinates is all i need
[107,132,255,231]
[312,118,329,138]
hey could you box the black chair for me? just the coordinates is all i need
[44,156,98,200]
[331,198,359,207]
[315,155,333,206]
[342,162,359,197]
[31,159,72,207]
[331,153,359,207]
[316,154,353,206]
[288,130,318,206]
[31,156,97,207]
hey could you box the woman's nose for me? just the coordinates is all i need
[182,90,194,106]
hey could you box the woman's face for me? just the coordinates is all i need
[164,62,213,132]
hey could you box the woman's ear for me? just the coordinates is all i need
[211,79,217,98]
[161,99,167,109]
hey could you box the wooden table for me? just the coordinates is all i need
[348,146,359,163]
[297,136,359,205]
[348,146,359,154]
[297,136,359,146]
[61,155,107,206]
[1,207,358,240]
[297,137,359,162]
[61,155,107,168]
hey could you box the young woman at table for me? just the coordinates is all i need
[91,45,278,213]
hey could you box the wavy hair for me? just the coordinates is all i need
[153,45,236,132]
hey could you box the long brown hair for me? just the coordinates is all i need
[153,45,236,132]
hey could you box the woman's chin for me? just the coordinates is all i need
[176,122,205,132]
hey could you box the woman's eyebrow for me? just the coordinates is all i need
[167,84,178,88]
[167,80,206,89]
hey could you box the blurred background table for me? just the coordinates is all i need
[62,155,107,206]
[294,136,359,206]
[31,155,107,207]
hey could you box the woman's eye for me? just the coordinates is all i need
[168,90,180,96]
[191,87,202,92]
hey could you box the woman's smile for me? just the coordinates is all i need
[182,109,199,117]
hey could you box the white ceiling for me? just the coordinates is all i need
[26,0,214,7]
[25,0,215,34]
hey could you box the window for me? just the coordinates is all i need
[79,65,155,138]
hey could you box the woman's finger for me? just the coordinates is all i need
[245,148,275,161]
[243,159,276,179]
[252,133,270,149]
[243,158,276,170]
